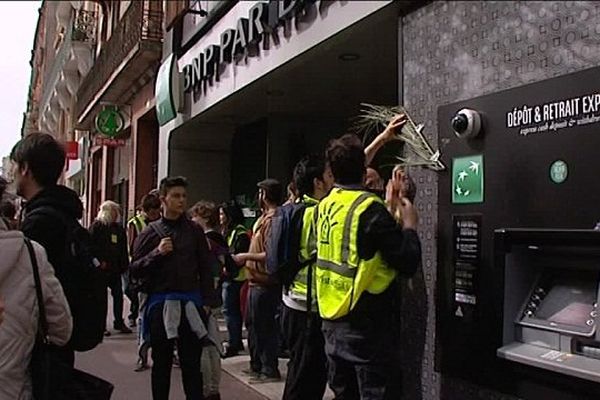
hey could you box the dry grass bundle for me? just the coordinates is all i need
[352,103,445,171]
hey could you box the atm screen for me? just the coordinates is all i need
[523,270,599,333]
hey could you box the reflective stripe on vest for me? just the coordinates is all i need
[227,225,248,282]
[316,188,397,320]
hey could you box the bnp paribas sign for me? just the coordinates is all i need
[182,0,318,93]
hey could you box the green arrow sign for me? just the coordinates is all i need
[452,155,484,204]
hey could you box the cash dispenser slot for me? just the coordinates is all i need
[496,229,600,383]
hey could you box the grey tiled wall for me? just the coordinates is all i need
[400,2,600,399]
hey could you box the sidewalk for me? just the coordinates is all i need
[87,298,333,400]
[216,315,335,400]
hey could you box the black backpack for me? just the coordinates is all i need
[266,202,314,290]
[31,207,106,352]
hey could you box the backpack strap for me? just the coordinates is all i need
[24,239,50,344]
[305,203,319,323]
[149,220,170,239]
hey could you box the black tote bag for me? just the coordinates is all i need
[25,238,114,400]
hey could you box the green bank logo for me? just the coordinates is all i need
[550,160,568,184]
[95,106,125,138]
[452,155,484,204]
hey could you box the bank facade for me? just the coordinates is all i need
[157,2,600,399]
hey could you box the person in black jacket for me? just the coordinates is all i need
[10,132,83,366]
[130,176,218,400]
[90,200,132,335]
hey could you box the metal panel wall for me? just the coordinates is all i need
[401,2,600,399]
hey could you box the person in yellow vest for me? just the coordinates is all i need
[127,194,162,253]
[281,154,334,400]
[126,194,161,327]
[126,193,161,371]
[316,133,421,400]
[218,201,250,358]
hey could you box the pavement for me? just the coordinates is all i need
[75,328,268,400]
[76,298,334,400]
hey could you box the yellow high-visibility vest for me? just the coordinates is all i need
[227,224,248,282]
[316,188,396,320]
[288,195,319,303]
[127,214,147,234]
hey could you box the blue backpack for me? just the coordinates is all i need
[265,203,308,289]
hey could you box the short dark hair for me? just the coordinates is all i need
[159,176,188,196]
[10,132,66,187]
[220,201,244,229]
[326,134,365,185]
[190,201,219,228]
[293,154,327,197]
[141,193,161,212]
[257,179,283,206]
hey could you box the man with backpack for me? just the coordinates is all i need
[276,155,333,400]
[11,132,106,366]
[130,176,218,400]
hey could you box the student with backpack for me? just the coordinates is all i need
[269,155,334,400]
[131,176,218,400]
[11,133,106,366]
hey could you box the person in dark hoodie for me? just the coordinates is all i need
[10,132,84,367]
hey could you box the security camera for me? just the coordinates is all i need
[451,108,481,139]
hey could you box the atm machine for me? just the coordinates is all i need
[435,66,600,399]
[496,229,600,383]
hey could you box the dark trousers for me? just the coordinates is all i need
[247,285,280,376]
[106,273,124,326]
[222,280,243,350]
[322,318,394,400]
[281,305,327,400]
[149,305,204,400]
[123,271,140,321]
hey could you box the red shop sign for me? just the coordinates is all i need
[65,141,79,159]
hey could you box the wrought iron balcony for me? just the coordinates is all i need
[75,1,163,125]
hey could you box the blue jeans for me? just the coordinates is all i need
[222,280,244,350]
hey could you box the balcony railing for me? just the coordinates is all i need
[40,9,97,122]
[75,1,163,122]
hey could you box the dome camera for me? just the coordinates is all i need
[451,108,481,139]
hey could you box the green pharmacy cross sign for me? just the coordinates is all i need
[452,155,484,204]
[95,106,125,138]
